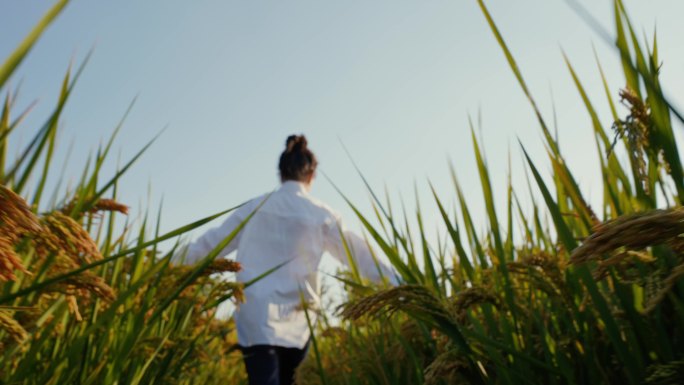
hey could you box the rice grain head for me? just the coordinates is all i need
[0,185,41,236]
[0,235,30,281]
[341,285,450,322]
[202,259,242,276]
[610,87,658,194]
[448,286,500,323]
[61,271,116,302]
[643,263,684,313]
[61,197,129,216]
[571,208,684,265]
[37,211,102,264]
[645,358,684,385]
[0,185,41,280]
[0,310,28,343]
[424,349,470,385]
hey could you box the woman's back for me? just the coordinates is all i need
[230,180,341,347]
[180,135,396,385]
[236,180,335,305]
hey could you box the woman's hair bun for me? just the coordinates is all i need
[285,135,308,153]
[279,134,317,181]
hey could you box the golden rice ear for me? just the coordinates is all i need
[644,359,684,384]
[37,211,102,265]
[62,271,116,302]
[91,199,129,215]
[448,286,500,323]
[202,259,242,276]
[0,185,41,236]
[66,295,82,322]
[341,285,450,322]
[60,196,129,217]
[611,87,659,195]
[0,236,30,281]
[0,185,40,281]
[643,263,684,313]
[423,349,471,385]
[0,310,28,344]
[571,208,684,265]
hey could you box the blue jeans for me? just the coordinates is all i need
[240,344,309,385]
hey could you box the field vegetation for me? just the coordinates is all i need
[2,0,684,384]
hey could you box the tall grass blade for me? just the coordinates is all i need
[0,0,69,89]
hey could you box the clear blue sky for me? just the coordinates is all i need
[2,1,684,278]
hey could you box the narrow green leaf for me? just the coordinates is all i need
[0,0,69,89]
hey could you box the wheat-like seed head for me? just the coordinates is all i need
[0,185,41,236]
[423,349,470,385]
[37,212,102,264]
[571,208,684,265]
[644,358,684,384]
[61,197,130,217]
[0,235,30,281]
[0,310,28,343]
[60,271,116,302]
[611,87,660,194]
[447,286,500,323]
[341,285,450,323]
[202,259,242,275]
[643,263,684,313]
[213,281,245,304]
[66,295,82,322]
[0,185,41,281]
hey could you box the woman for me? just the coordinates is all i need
[181,135,396,385]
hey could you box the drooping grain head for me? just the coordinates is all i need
[571,208,684,265]
[0,235,30,281]
[0,310,28,343]
[61,271,116,302]
[341,285,450,323]
[214,281,245,305]
[0,185,41,237]
[423,349,471,385]
[37,211,102,264]
[644,358,684,385]
[643,263,684,313]
[447,286,500,323]
[61,196,130,217]
[202,259,242,276]
[0,185,41,280]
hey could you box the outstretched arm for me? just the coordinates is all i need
[178,209,246,265]
[323,213,398,285]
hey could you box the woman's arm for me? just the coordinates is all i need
[178,208,247,265]
[323,212,398,285]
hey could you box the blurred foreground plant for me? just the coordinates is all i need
[0,2,251,384]
[297,1,684,384]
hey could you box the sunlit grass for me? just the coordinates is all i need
[2,1,684,384]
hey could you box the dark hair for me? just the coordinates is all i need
[279,135,318,182]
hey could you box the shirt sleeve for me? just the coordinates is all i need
[178,206,248,265]
[322,210,398,285]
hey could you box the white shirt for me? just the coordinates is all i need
[182,181,396,348]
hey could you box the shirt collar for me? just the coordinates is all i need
[279,180,309,194]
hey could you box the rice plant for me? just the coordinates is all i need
[0,2,252,384]
[299,1,684,384]
[3,0,684,384]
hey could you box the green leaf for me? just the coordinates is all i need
[0,0,70,89]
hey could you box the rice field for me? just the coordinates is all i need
[2,0,684,384]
